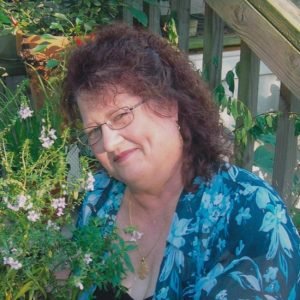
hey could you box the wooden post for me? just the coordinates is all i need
[202,2,224,90]
[272,84,300,210]
[149,0,161,35]
[171,0,191,52]
[236,41,260,169]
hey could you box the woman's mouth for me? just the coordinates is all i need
[113,149,138,163]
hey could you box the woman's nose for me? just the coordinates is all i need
[100,125,123,153]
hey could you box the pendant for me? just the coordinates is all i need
[137,257,149,280]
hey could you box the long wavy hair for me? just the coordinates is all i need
[62,23,229,189]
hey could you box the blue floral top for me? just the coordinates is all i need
[78,164,300,299]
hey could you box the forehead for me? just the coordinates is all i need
[76,86,145,128]
[77,86,139,110]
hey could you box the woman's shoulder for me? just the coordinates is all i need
[211,163,282,205]
[77,170,124,227]
[217,163,276,190]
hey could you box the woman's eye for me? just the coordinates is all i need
[113,111,130,122]
[88,127,101,138]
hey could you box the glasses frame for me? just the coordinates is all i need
[77,100,145,147]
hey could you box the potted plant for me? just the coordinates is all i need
[0,79,133,299]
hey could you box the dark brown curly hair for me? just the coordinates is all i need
[62,23,229,189]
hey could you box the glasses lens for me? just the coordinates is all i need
[78,127,101,146]
[110,108,133,129]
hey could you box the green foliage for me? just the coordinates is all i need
[225,70,235,95]
[0,79,132,298]
[127,6,148,27]
[214,63,300,168]
[162,16,179,46]
[0,0,122,36]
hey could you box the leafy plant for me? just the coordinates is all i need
[213,63,300,230]
[0,80,133,299]
[0,0,122,36]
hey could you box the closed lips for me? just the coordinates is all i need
[113,149,138,162]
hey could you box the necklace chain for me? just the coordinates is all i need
[127,197,168,280]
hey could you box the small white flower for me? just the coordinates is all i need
[3,257,9,264]
[41,137,55,149]
[56,208,64,217]
[46,220,60,231]
[129,230,144,242]
[39,126,57,149]
[17,194,27,208]
[85,172,95,191]
[7,203,20,211]
[48,128,57,140]
[51,197,65,209]
[27,210,40,222]
[10,260,22,270]
[84,253,92,265]
[57,197,66,208]
[3,257,22,270]
[51,197,66,216]
[75,280,84,290]
[51,198,59,209]
[19,104,33,120]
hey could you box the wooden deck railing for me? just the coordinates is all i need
[202,0,300,209]
[130,0,300,209]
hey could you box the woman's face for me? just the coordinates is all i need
[77,88,183,187]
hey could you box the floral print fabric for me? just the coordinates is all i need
[78,164,300,299]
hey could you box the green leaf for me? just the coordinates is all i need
[258,133,276,145]
[225,70,235,94]
[0,12,11,24]
[46,59,59,69]
[53,13,69,22]
[294,118,300,136]
[213,56,219,68]
[32,43,48,53]
[40,34,55,40]
[214,84,225,105]
[241,128,247,146]
[266,114,273,128]
[128,7,148,27]
[244,109,253,129]
[15,281,33,299]
[254,145,274,174]
[83,22,93,33]
[167,17,178,45]
[235,61,241,79]
[230,100,238,119]
[75,17,83,26]
[50,22,64,33]
[292,208,300,230]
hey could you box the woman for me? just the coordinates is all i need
[63,23,300,300]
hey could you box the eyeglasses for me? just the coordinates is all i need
[77,101,145,146]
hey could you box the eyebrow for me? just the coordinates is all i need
[83,104,130,129]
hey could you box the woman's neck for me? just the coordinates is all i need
[124,175,183,221]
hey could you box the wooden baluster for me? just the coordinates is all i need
[149,0,161,35]
[272,84,300,210]
[202,2,224,90]
[171,0,191,52]
[236,41,260,169]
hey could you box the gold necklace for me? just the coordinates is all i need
[128,198,168,280]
